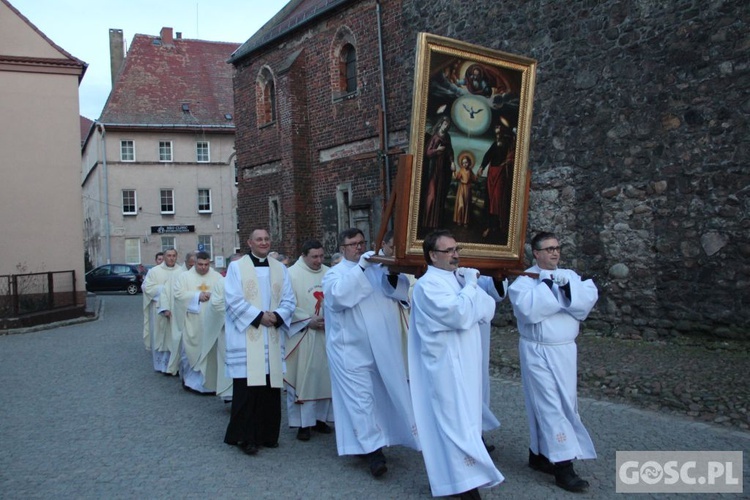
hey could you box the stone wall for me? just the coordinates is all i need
[402,0,749,338]
[233,0,749,337]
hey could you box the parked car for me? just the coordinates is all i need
[85,264,146,295]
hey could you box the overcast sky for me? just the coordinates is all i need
[10,0,290,119]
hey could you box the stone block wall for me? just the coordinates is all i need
[403,0,749,337]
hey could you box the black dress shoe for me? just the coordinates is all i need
[528,449,555,474]
[554,460,589,492]
[314,420,333,434]
[367,448,387,477]
[297,427,311,441]
[262,441,279,448]
[239,442,259,456]
[482,436,495,453]
[453,487,481,499]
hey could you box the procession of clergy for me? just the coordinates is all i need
[141,227,598,499]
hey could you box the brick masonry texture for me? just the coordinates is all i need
[233,0,750,338]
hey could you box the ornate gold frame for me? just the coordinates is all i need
[404,33,537,271]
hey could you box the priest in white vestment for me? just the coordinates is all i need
[378,230,415,375]
[508,231,598,493]
[285,240,334,441]
[199,253,243,402]
[323,228,419,478]
[223,229,296,456]
[142,248,184,373]
[172,252,223,394]
[409,230,504,499]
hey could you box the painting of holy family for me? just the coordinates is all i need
[404,33,537,267]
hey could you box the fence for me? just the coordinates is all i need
[0,270,79,319]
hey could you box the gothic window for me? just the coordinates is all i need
[340,44,357,94]
[257,68,276,126]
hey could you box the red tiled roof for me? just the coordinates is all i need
[229,0,351,63]
[80,115,94,144]
[100,30,240,127]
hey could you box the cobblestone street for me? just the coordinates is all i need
[1,295,748,499]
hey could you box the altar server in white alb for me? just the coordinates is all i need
[142,248,184,374]
[172,251,223,394]
[476,275,507,453]
[508,231,598,493]
[322,228,420,478]
[285,239,334,441]
[409,229,504,500]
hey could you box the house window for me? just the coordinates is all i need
[161,236,175,252]
[198,235,213,259]
[122,189,137,215]
[124,238,140,264]
[120,140,135,161]
[257,68,276,126]
[160,189,174,214]
[198,189,212,213]
[340,44,357,94]
[234,161,239,185]
[196,141,210,162]
[159,141,173,162]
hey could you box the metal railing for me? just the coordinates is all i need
[0,270,78,318]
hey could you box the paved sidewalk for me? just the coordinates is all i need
[1,295,748,499]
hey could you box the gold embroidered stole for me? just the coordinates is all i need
[238,255,284,388]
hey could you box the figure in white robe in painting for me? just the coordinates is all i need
[142,249,184,373]
[409,230,504,498]
[172,254,223,394]
[508,231,598,493]
[322,228,419,477]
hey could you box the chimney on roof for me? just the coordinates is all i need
[109,29,125,87]
[161,27,174,46]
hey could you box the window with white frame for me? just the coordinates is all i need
[124,238,141,264]
[198,189,212,213]
[159,141,173,162]
[198,235,213,259]
[120,140,135,161]
[161,236,175,252]
[160,189,174,214]
[196,141,210,162]
[122,189,137,215]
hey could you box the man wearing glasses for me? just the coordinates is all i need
[322,228,420,477]
[508,231,599,493]
[408,229,504,499]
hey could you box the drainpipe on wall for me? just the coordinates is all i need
[376,0,392,204]
[96,122,112,264]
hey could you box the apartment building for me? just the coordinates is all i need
[82,27,240,268]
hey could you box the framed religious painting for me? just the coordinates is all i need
[399,33,537,274]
